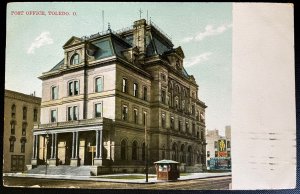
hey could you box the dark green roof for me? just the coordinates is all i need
[47,33,132,73]
[49,59,64,71]
[47,24,177,74]
[182,67,189,77]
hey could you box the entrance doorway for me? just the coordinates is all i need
[11,155,24,172]
[57,133,72,165]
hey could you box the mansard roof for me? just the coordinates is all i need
[43,20,192,83]
[46,33,131,73]
[49,59,64,71]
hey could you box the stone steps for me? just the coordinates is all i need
[27,165,92,176]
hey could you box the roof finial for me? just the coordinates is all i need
[107,22,111,33]
[139,8,143,19]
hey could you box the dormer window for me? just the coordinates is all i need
[161,73,166,81]
[176,60,181,70]
[71,53,80,65]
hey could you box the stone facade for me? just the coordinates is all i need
[3,90,41,172]
[32,19,207,174]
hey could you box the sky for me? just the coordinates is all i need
[6,2,232,134]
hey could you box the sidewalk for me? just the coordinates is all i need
[3,172,231,184]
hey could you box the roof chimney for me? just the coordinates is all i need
[133,19,147,58]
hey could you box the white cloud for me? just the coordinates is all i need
[182,36,194,43]
[181,23,232,43]
[27,32,53,54]
[184,52,212,68]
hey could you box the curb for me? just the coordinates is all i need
[3,173,232,184]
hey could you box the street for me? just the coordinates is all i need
[3,176,231,190]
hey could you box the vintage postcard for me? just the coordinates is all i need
[3,2,295,190]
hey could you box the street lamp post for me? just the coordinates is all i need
[45,133,49,175]
[144,113,148,182]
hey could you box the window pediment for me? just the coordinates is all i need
[63,36,83,49]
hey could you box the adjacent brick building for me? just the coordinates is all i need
[3,90,41,172]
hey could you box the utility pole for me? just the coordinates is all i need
[145,112,148,182]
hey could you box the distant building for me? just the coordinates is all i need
[206,126,231,170]
[31,18,207,174]
[3,90,41,172]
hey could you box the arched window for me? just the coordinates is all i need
[176,85,180,93]
[168,81,173,91]
[71,53,80,65]
[178,120,182,132]
[161,73,166,81]
[200,112,205,122]
[95,103,102,118]
[22,122,27,136]
[133,83,138,97]
[185,121,189,133]
[10,121,16,135]
[20,138,27,153]
[121,139,127,160]
[68,80,79,96]
[122,105,128,121]
[170,117,174,129]
[143,86,147,101]
[175,97,179,109]
[95,77,103,92]
[192,123,196,135]
[187,146,193,165]
[23,107,27,120]
[192,91,196,99]
[192,105,195,115]
[122,78,128,93]
[182,88,186,98]
[132,141,138,160]
[176,61,181,70]
[161,90,166,103]
[133,109,138,124]
[9,136,16,152]
[33,108,38,122]
[161,113,166,128]
[143,112,147,126]
[51,86,58,100]
[180,144,185,163]
[11,104,16,119]
[172,143,178,161]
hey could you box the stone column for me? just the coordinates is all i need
[94,130,103,166]
[51,133,54,159]
[95,130,99,158]
[54,133,57,158]
[49,133,58,166]
[70,131,79,166]
[31,134,38,166]
[75,131,79,158]
[99,130,102,159]
[32,135,36,159]
[71,132,75,159]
